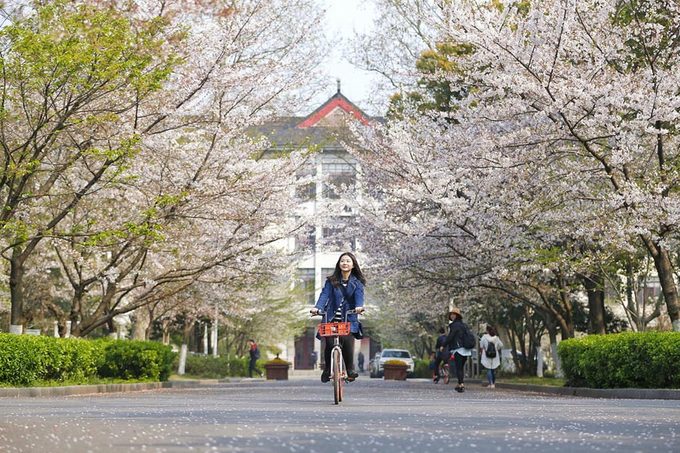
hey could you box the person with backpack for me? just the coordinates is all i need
[445,307,475,393]
[247,339,263,378]
[481,325,503,388]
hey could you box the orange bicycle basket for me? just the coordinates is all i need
[318,322,351,337]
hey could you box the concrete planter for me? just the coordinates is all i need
[264,360,290,380]
[383,363,408,380]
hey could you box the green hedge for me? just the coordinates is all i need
[98,339,175,381]
[558,332,680,389]
[413,358,433,378]
[177,354,265,378]
[0,334,175,386]
[0,334,104,385]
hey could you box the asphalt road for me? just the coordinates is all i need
[1,378,678,452]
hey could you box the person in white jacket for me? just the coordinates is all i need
[480,325,503,388]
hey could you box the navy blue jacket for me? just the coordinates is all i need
[314,275,364,337]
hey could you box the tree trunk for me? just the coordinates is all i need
[581,273,606,334]
[642,238,680,331]
[132,308,151,340]
[162,319,171,345]
[524,306,537,376]
[625,260,641,331]
[70,286,85,327]
[9,248,26,332]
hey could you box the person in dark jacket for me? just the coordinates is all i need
[445,307,473,392]
[247,339,263,378]
[432,327,448,382]
[310,252,366,383]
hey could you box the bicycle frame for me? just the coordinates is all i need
[330,335,345,404]
[314,309,360,405]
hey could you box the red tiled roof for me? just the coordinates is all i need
[297,92,370,128]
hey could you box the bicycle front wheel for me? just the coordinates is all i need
[332,347,342,404]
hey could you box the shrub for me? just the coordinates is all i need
[98,340,175,381]
[179,354,227,378]
[0,334,103,386]
[0,334,175,385]
[175,354,264,378]
[558,332,680,389]
[413,358,433,378]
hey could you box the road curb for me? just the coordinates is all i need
[495,382,680,400]
[0,380,212,398]
[4,378,678,400]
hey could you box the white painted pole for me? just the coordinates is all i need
[178,344,188,375]
[53,321,59,337]
[203,322,208,355]
[64,321,72,338]
[211,318,218,357]
[537,348,544,378]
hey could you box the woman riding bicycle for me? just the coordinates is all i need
[310,252,366,383]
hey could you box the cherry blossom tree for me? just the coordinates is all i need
[1,0,327,335]
[431,0,680,331]
[351,0,680,348]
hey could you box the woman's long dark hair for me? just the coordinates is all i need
[328,252,367,287]
[486,325,497,336]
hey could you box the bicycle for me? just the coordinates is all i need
[314,309,361,405]
[437,358,450,384]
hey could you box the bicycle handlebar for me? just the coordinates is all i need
[310,308,363,317]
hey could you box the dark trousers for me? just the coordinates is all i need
[249,358,261,377]
[323,335,354,373]
[433,351,445,378]
[453,352,468,385]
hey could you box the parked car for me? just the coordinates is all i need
[374,349,415,378]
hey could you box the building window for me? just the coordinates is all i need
[322,162,356,199]
[296,161,316,201]
[321,268,335,281]
[295,224,315,252]
[321,218,356,251]
[297,269,316,305]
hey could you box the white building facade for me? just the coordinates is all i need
[257,89,380,371]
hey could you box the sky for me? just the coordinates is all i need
[313,0,384,115]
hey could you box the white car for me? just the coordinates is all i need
[376,349,415,378]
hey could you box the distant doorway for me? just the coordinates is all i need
[294,327,316,369]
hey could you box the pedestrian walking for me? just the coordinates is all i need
[481,325,503,388]
[310,252,366,383]
[247,339,263,378]
[358,351,365,372]
[445,307,474,393]
[311,350,318,370]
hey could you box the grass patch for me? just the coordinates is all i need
[497,376,566,387]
